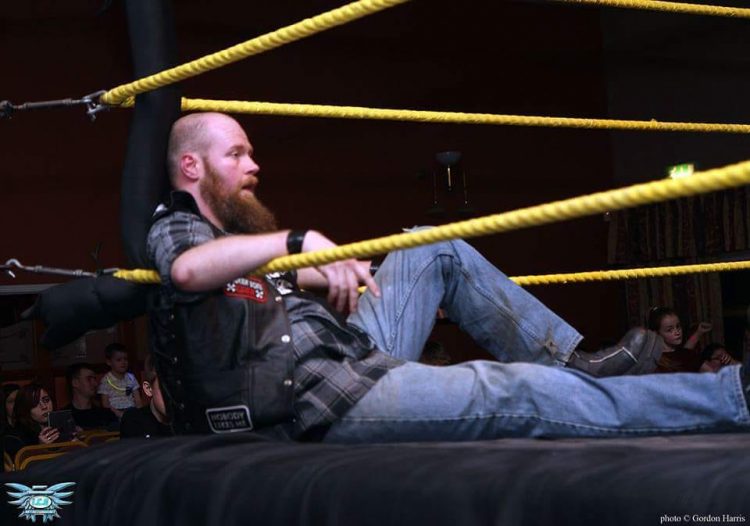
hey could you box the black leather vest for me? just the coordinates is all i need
[149,193,295,434]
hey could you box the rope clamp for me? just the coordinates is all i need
[0,258,119,279]
[82,90,109,121]
[1,259,19,279]
[0,90,109,121]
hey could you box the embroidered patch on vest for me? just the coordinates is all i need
[224,277,267,303]
[206,405,254,433]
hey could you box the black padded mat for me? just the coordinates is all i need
[2,433,749,526]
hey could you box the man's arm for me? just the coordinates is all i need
[294,232,379,313]
[171,229,379,312]
[171,231,290,291]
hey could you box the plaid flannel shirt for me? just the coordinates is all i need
[147,192,402,438]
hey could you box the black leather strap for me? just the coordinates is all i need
[286,230,308,255]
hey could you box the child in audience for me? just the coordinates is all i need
[98,343,143,418]
[647,307,713,372]
[120,355,172,438]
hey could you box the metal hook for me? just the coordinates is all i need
[82,90,108,121]
[1,258,23,279]
[0,90,109,121]
[1,258,100,278]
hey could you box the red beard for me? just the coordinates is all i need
[199,163,278,234]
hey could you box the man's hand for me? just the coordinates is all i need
[302,231,380,313]
[697,322,713,334]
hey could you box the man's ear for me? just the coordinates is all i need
[180,153,201,182]
[142,381,153,398]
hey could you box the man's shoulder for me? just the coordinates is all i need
[148,191,207,236]
[149,208,207,237]
[154,190,202,219]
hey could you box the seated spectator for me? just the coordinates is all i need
[2,383,60,460]
[699,342,740,373]
[647,307,712,373]
[98,343,143,418]
[120,356,172,439]
[2,383,20,432]
[63,363,119,430]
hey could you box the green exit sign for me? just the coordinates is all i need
[667,163,695,179]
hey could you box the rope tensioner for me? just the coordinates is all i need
[1,258,114,280]
[172,98,750,134]
[99,0,412,107]
[0,91,108,121]
[556,0,750,19]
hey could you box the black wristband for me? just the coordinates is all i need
[286,230,308,255]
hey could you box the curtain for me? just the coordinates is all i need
[607,187,750,345]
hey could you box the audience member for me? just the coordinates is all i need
[120,356,172,438]
[647,307,712,373]
[2,383,60,460]
[63,363,119,430]
[98,343,143,418]
[699,342,740,373]
[2,383,20,432]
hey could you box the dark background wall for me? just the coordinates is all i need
[3,0,747,359]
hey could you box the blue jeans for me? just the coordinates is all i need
[323,240,750,443]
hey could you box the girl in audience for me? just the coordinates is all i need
[647,306,713,373]
[2,383,60,460]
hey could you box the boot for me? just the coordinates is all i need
[567,328,663,377]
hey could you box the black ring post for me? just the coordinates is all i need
[121,0,181,266]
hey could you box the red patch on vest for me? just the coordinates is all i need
[224,277,268,303]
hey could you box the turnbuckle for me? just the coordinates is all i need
[1,90,109,121]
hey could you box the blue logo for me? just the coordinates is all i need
[5,482,75,523]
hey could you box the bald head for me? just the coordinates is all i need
[167,112,242,187]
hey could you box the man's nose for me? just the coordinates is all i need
[244,157,260,175]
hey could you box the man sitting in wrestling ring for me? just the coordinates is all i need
[146,112,750,442]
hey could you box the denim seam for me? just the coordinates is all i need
[728,365,750,423]
[385,251,446,353]
[450,250,581,362]
[380,241,578,363]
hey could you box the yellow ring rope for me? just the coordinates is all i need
[100,0,411,107]
[114,260,750,287]
[512,260,750,286]
[113,157,750,281]
[556,0,750,19]
[114,269,161,284]
[255,158,750,274]
[165,98,750,134]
